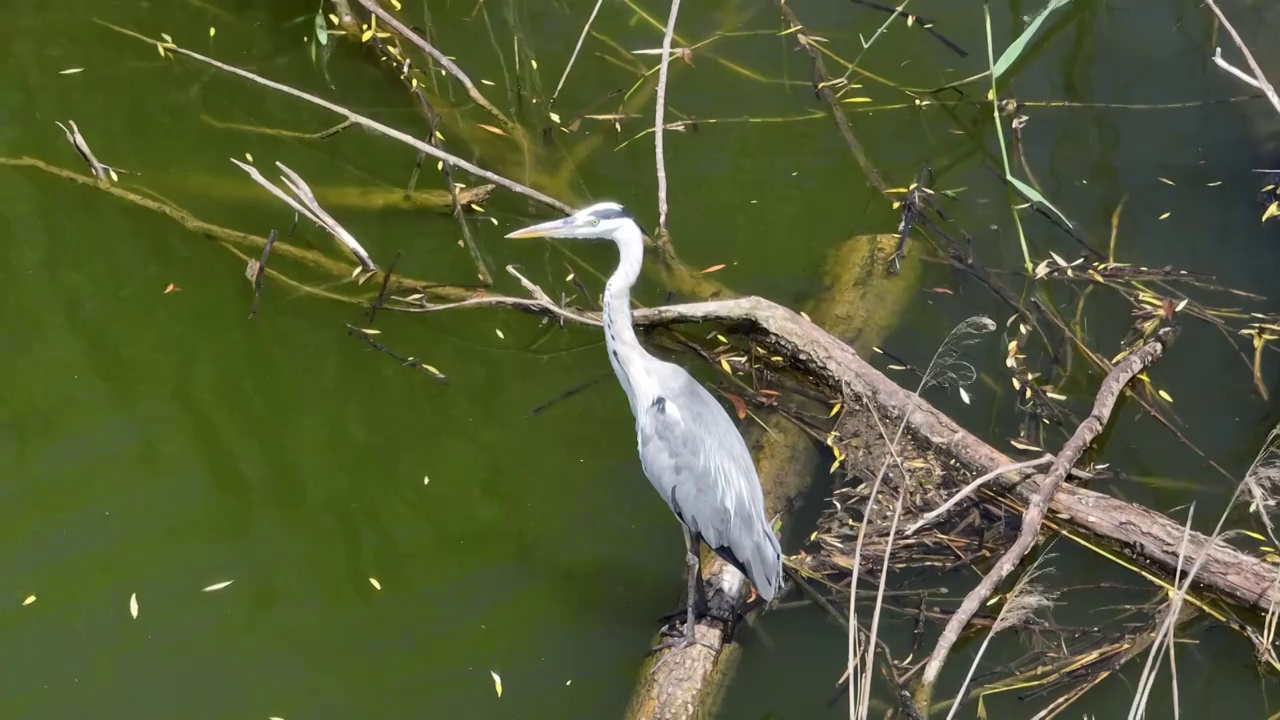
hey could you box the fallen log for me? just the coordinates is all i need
[429,277,1280,614]
[622,297,1280,612]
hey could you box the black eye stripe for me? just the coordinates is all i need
[588,206,630,221]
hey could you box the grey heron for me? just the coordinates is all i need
[506,202,783,650]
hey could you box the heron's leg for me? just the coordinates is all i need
[646,527,712,662]
[680,527,701,639]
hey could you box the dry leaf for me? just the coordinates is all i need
[129,592,139,619]
[722,392,747,420]
[700,263,727,274]
[491,670,503,697]
[164,283,179,294]
[369,577,382,590]
[202,580,234,592]
[477,124,508,137]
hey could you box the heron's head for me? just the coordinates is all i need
[504,202,636,241]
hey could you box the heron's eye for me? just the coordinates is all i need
[591,218,600,226]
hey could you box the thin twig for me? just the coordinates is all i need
[54,120,108,180]
[1203,0,1280,115]
[903,455,1054,536]
[96,22,573,215]
[249,229,278,319]
[551,0,604,106]
[354,0,514,129]
[654,0,684,238]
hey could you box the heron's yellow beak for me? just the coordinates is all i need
[504,216,576,239]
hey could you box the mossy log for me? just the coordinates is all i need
[623,235,920,720]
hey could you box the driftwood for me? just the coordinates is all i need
[413,263,1280,714]
[439,274,1280,618]
[617,297,1280,612]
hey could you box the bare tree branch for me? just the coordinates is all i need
[654,0,683,238]
[353,0,514,130]
[1204,0,1280,115]
[96,21,574,216]
[231,159,377,272]
[915,328,1176,709]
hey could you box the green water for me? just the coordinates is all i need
[3,0,1280,718]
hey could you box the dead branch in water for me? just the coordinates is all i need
[231,159,378,273]
[915,325,1177,712]
[392,268,1280,617]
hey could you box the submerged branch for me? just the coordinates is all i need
[915,327,1177,710]
[96,21,573,215]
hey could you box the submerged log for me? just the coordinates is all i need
[185,179,497,212]
[624,235,920,719]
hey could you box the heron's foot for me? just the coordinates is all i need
[645,625,716,672]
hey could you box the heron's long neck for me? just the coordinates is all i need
[602,222,652,417]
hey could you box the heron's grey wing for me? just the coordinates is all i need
[636,363,783,600]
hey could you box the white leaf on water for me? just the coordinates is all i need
[423,476,430,486]
[129,593,139,619]
[369,577,382,590]
[59,68,85,75]
[202,580,235,592]
[490,670,503,698]
[22,595,36,606]
[495,329,505,339]
[958,386,972,405]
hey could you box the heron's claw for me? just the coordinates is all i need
[645,625,716,673]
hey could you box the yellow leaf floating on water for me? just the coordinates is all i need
[495,329,505,339]
[202,580,234,592]
[1158,212,1170,220]
[129,593,139,619]
[1157,389,1173,402]
[390,0,402,9]
[1263,202,1279,223]
[719,359,732,374]
[700,263,726,274]
[490,670,503,697]
[477,124,508,137]
[58,68,84,75]
[23,595,36,606]
[209,27,216,37]
[840,97,873,103]
[369,577,382,590]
